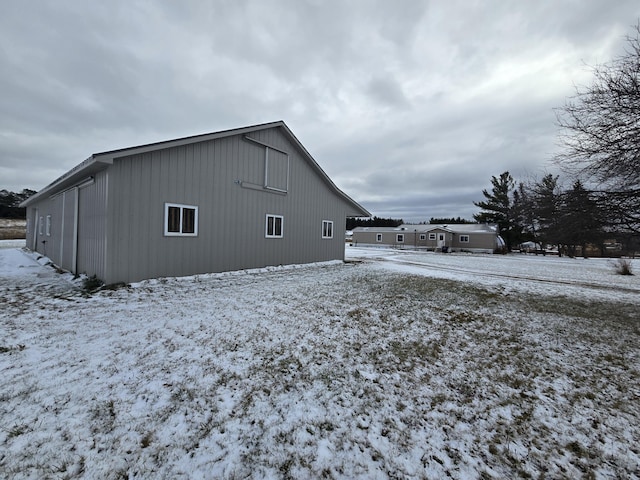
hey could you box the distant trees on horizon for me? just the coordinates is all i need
[0,189,36,218]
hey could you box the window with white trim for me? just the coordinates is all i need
[164,203,198,236]
[322,220,333,239]
[38,216,43,236]
[46,215,52,236]
[266,214,283,238]
[376,234,382,242]
[397,234,404,243]
[419,234,426,240]
[460,235,470,243]
[428,233,436,240]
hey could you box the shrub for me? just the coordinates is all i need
[83,275,104,292]
[613,258,634,276]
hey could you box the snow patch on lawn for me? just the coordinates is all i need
[1,246,639,478]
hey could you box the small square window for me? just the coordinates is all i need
[419,234,426,240]
[322,220,333,239]
[397,234,404,243]
[164,203,198,236]
[460,235,470,243]
[428,233,436,240]
[376,234,382,242]
[266,214,283,238]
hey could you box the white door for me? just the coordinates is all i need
[437,233,445,249]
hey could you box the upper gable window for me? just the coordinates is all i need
[164,203,198,236]
[322,220,333,239]
[243,136,290,193]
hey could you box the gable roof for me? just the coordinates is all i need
[21,121,370,217]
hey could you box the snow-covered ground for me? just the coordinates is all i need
[1,242,639,479]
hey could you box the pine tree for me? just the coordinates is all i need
[531,174,562,254]
[559,180,604,257]
[473,171,516,250]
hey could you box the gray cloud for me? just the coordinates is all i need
[1,0,639,221]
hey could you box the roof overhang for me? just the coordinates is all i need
[20,120,371,216]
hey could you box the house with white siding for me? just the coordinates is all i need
[21,121,370,284]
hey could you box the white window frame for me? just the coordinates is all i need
[419,234,426,240]
[376,234,382,242]
[397,234,404,243]
[322,220,333,239]
[460,235,470,243]
[428,233,436,240]
[164,203,198,237]
[266,214,284,238]
[45,215,52,236]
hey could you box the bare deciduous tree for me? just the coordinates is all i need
[555,23,640,232]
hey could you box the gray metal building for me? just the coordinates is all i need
[21,121,370,284]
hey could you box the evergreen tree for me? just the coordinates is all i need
[531,174,562,254]
[473,171,516,250]
[559,180,604,257]
[511,182,536,247]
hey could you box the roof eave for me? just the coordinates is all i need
[20,155,112,207]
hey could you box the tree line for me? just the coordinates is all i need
[0,189,36,218]
[472,171,637,256]
[346,216,404,230]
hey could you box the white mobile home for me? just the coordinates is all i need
[352,224,504,253]
[21,121,370,284]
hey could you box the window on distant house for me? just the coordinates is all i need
[460,235,470,243]
[38,216,43,236]
[397,234,404,243]
[266,214,283,238]
[420,234,426,240]
[46,215,52,236]
[376,234,382,242]
[164,203,198,236]
[322,220,333,239]
[428,233,436,240]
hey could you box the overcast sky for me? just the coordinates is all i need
[2,1,639,222]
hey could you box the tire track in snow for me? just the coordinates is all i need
[366,255,640,296]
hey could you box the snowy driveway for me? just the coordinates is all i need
[346,245,640,302]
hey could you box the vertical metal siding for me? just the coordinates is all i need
[106,126,356,283]
[76,171,108,280]
[60,190,77,271]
